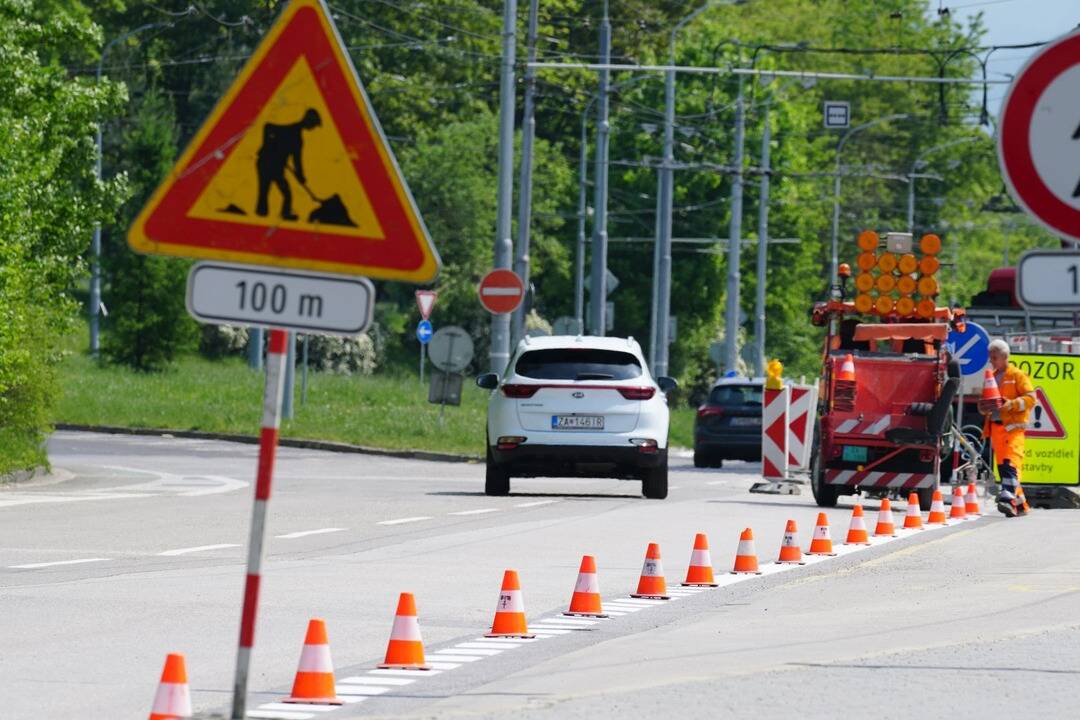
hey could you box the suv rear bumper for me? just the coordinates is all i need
[491,444,666,478]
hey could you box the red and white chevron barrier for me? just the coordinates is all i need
[786,384,818,471]
[762,386,790,480]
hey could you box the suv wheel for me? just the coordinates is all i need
[693,449,707,468]
[485,444,510,496]
[641,452,668,499]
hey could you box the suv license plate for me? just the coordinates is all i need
[552,415,604,430]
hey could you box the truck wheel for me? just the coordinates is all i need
[642,454,668,499]
[810,434,839,507]
[693,449,707,468]
[485,445,510,496]
[917,485,936,511]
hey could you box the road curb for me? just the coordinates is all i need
[53,423,481,464]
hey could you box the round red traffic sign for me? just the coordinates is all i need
[478,269,525,314]
[998,28,1080,242]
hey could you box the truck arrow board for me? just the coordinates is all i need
[186,263,374,335]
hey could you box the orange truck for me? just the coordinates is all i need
[808,231,963,510]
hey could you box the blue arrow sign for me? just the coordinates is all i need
[946,321,990,376]
[416,319,433,345]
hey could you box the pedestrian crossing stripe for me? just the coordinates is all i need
[127,0,439,282]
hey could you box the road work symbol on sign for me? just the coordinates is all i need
[1026,387,1067,439]
[127,0,439,282]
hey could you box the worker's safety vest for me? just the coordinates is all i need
[983,363,1035,433]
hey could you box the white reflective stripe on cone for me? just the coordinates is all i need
[640,559,664,577]
[689,549,712,566]
[574,573,599,593]
[813,525,830,538]
[151,683,192,715]
[496,589,524,613]
[781,532,797,546]
[389,615,423,642]
[297,644,334,672]
[850,516,866,529]
[736,540,755,556]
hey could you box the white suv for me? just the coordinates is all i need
[476,335,677,499]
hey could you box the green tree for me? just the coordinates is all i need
[0,0,126,472]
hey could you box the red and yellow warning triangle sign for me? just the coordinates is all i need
[128,0,439,282]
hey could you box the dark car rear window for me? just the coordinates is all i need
[515,349,643,381]
[709,384,763,406]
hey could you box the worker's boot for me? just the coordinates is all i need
[996,482,1019,518]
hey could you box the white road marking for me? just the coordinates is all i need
[369,668,442,677]
[257,703,338,713]
[10,558,109,569]
[157,544,240,556]
[449,508,499,516]
[275,528,346,539]
[526,627,575,634]
[334,685,389,696]
[426,661,462,670]
[454,643,510,652]
[339,676,415,686]
[426,654,484,662]
[473,636,538,643]
[377,516,433,526]
[433,648,503,656]
[247,710,318,719]
[514,500,558,508]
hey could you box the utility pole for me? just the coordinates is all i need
[490,0,518,372]
[588,1,611,336]
[511,0,539,343]
[574,97,596,335]
[724,73,746,374]
[754,101,771,376]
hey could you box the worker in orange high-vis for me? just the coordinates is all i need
[979,339,1035,517]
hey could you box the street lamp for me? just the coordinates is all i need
[829,113,909,288]
[654,0,747,376]
[90,21,174,357]
[907,136,982,232]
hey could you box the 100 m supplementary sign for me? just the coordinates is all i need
[186,263,374,335]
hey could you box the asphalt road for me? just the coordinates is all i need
[2,431,1077,719]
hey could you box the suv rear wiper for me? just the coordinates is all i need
[575,372,615,381]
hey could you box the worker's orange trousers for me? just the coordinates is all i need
[989,424,1025,483]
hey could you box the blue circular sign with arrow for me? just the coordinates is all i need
[946,321,990,377]
[416,319,433,345]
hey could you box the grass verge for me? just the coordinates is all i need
[55,352,696,456]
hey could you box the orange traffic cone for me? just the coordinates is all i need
[874,498,896,536]
[487,569,535,637]
[927,489,947,524]
[837,353,856,382]
[148,653,191,720]
[731,528,762,574]
[283,619,344,705]
[981,368,1003,407]
[965,483,981,515]
[844,504,871,545]
[683,533,719,586]
[380,592,430,670]
[903,493,924,530]
[1019,485,1031,513]
[631,543,670,598]
[565,555,608,617]
[949,485,967,520]
[776,520,806,564]
[808,512,837,556]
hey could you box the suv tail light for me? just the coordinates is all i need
[697,405,724,418]
[501,384,540,398]
[618,386,656,400]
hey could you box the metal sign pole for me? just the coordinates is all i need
[420,343,426,385]
[231,328,287,720]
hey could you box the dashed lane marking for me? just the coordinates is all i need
[514,500,559,508]
[275,528,347,539]
[9,558,109,569]
[377,516,433,526]
[257,703,339,713]
[157,544,240,556]
[247,710,322,719]
[434,647,503,656]
[427,653,484,662]
[335,686,390,696]
[449,508,499,516]
[339,676,415,686]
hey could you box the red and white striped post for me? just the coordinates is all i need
[231,328,288,719]
[762,385,790,480]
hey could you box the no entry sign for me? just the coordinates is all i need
[478,269,525,314]
[998,28,1080,243]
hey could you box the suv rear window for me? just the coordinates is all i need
[709,384,763,406]
[515,349,643,381]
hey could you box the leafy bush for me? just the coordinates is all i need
[199,324,250,360]
[302,334,378,376]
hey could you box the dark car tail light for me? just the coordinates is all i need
[697,405,724,418]
[618,386,656,400]
[501,384,540,398]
